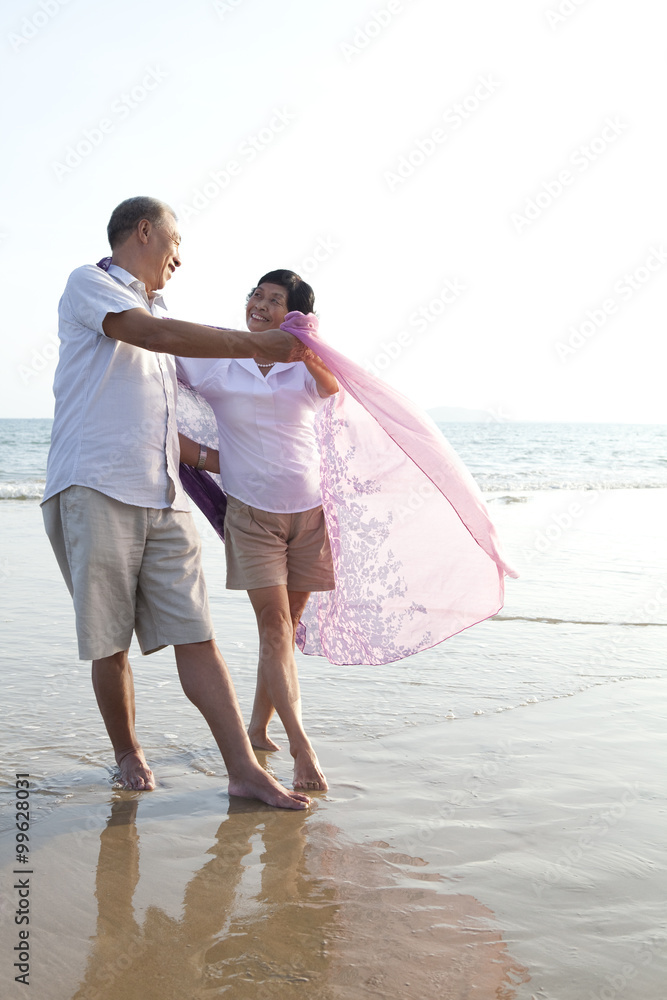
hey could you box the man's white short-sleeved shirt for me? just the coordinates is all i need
[43,264,189,511]
[177,356,327,513]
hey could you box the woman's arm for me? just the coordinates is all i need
[178,433,220,474]
[301,350,339,397]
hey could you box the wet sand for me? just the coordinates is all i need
[1,489,665,998]
[1,677,665,999]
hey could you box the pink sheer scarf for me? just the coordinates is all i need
[280,312,517,666]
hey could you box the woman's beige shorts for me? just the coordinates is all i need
[224,496,335,592]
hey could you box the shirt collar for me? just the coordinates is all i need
[107,263,167,310]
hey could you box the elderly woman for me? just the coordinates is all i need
[177,270,338,792]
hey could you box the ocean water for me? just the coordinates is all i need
[1,416,665,775]
[1,417,666,498]
[1,418,665,999]
[0,418,54,500]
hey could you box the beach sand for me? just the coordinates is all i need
[1,489,665,998]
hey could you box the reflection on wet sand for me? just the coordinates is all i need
[72,798,528,1000]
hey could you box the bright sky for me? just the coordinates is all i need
[1,0,664,421]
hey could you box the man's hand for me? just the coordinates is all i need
[251,329,309,363]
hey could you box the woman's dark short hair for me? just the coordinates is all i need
[249,269,315,314]
[107,196,175,249]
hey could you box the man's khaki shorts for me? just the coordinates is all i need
[224,495,335,592]
[42,486,214,660]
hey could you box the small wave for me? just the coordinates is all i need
[494,615,667,627]
[486,495,529,504]
[481,479,667,492]
[0,481,44,500]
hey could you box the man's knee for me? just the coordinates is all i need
[174,639,223,670]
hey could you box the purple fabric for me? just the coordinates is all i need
[178,463,226,540]
[280,311,518,666]
[174,376,228,539]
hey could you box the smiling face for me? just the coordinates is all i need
[148,213,182,290]
[246,282,290,332]
[139,215,181,292]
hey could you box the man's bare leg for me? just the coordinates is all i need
[174,640,310,809]
[247,587,328,792]
[91,652,156,791]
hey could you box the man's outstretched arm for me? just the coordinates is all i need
[102,307,305,362]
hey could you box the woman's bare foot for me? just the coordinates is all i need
[115,747,155,791]
[228,765,310,809]
[247,727,282,752]
[292,746,328,792]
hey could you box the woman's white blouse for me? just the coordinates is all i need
[176,356,328,513]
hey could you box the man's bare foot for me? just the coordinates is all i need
[292,746,328,792]
[228,766,310,809]
[247,726,282,752]
[115,748,155,791]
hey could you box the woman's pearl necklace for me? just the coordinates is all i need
[255,361,275,368]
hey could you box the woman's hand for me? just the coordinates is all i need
[178,434,220,474]
[278,311,338,396]
[301,349,339,398]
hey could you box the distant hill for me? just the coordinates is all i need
[427,406,508,423]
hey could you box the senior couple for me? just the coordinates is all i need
[42,196,338,808]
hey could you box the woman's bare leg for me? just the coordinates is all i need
[174,639,310,808]
[248,589,309,749]
[248,674,281,751]
[247,586,327,791]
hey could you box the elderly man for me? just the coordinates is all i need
[41,196,310,809]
